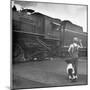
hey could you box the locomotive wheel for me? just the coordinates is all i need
[13,43,25,63]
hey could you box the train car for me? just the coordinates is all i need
[12,9,87,63]
[12,10,62,63]
[60,20,87,57]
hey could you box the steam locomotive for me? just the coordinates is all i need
[12,8,87,63]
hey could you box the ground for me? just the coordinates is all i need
[12,57,88,89]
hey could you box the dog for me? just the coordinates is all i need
[66,59,78,81]
[67,63,75,80]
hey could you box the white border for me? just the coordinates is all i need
[0,0,89,90]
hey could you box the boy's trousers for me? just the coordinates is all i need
[72,58,78,76]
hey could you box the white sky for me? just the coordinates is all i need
[12,0,87,32]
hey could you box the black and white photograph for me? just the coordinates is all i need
[11,0,88,89]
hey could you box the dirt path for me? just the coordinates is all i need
[13,58,88,89]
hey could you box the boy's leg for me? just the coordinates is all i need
[74,58,78,77]
[74,61,78,76]
[72,58,78,76]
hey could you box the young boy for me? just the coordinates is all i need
[68,37,83,80]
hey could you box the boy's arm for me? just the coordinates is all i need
[79,39,83,48]
[68,45,73,57]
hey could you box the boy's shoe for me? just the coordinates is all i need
[75,75,78,78]
[75,75,78,79]
[69,75,73,80]
[73,75,78,80]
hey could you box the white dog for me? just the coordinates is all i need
[67,63,77,80]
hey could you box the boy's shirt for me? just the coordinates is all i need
[68,43,80,58]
